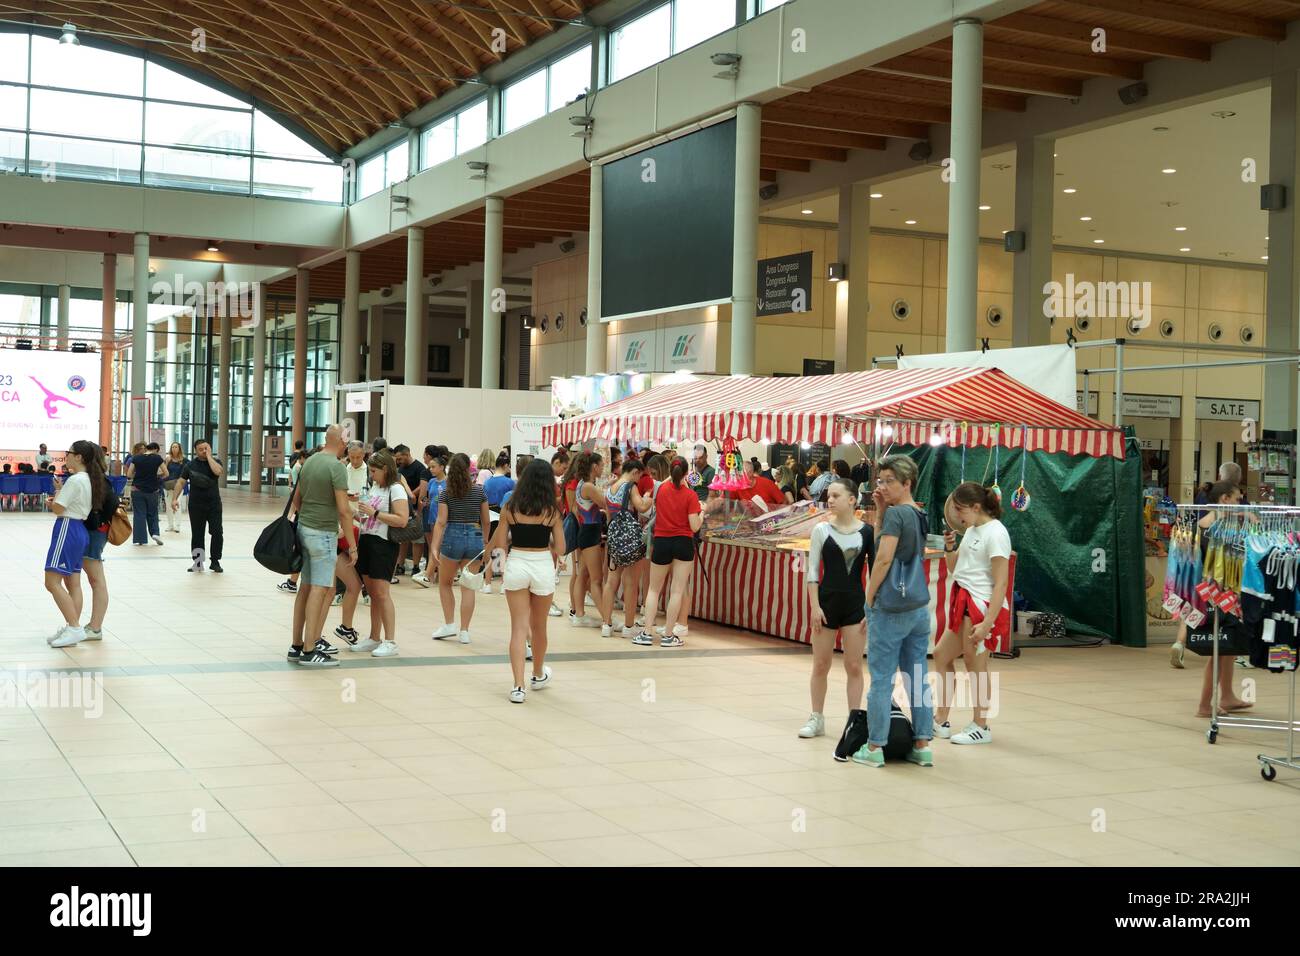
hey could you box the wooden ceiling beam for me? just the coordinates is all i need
[763,102,929,140]
[825,72,1026,112]
[948,38,1145,80]
[1069,0,1286,41]
[786,90,950,125]
[990,11,1212,61]
[761,122,886,151]
[759,154,811,173]
[759,138,847,163]
[872,54,1084,99]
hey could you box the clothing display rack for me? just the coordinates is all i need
[1173,504,1300,780]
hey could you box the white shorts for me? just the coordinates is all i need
[503,550,556,596]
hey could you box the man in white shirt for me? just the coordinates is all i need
[35,443,52,471]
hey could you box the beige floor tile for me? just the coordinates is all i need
[375,818,518,853]
[639,824,790,860]
[129,835,279,866]
[844,809,987,840]
[299,854,423,866]
[0,845,137,867]
[1008,823,1163,859]
[746,817,888,850]
[807,840,958,867]
[110,810,251,845]
[98,789,227,819]
[918,832,1068,866]
[257,826,403,863]
[233,803,366,835]
[0,796,104,825]
[207,782,334,810]
[415,844,558,867]
[0,819,123,854]
[494,809,627,843]
[78,769,198,796]
[533,833,686,866]
[317,776,440,802]
[345,795,479,825]
[596,804,731,833]
[696,851,829,867]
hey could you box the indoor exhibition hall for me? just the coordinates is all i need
[0,0,1295,913]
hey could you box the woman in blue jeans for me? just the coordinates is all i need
[431,452,491,644]
[855,455,934,769]
[126,442,167,545]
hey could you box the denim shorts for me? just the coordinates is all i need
[298,525,338,588]
[83,528,108,563]
[440,521,483,561]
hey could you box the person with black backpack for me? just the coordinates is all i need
[599,460,651,639]
[853,455,935,769]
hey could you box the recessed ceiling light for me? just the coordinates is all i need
[904,219,917,225]
[800,208,813,215]
[978,205,991,211]
[1211,110,1236,119]
[206,241,220,252]
[1179,247,1191,252]
[1266,235,1270,240]
[870,192,883,199]
[1161,168,1176,174]
[1093,239,1105,244]
[1262,255,1269,260]
[1175,226,1187,232]
[1079,216,1092,222]
[1053,152,1058,158]
[1002,230,1010,234]
[1063,187,1077,194]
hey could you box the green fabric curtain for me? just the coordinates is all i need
[896,427,1146,646]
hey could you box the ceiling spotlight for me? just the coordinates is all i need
[1161,168,1176,174]
[205,241,219,253]
[978,205,991,211]
[759,183,779,201]
[1093,239,1105,244]
[991,163,1012,171]
[870,192,883,199]
[1179,247,1191,252]
[904,219,917,225]
[710,51,741,79]
[59,22,79,45]
[1063,187,1077,194]
[390,194,410,209]
[801,208,813,215]
[1080,216,1092,222]
[1174,226,1187,232]
[908,141,933,163]
[1262,255,1269,260]
[568,114,594,139]
[522,313,536,330]
[466,160,488,180]
[1118,81,1148,106]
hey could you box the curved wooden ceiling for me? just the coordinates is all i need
[0,0,600,154]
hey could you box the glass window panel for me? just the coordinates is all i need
[0,84,25,129]
[253,157,343,202]
[421,116,455,169]
[0,130,24,173]
[146,101,251,151]
[456,100,488,153]
[610,4,671,82]
[758,0,788,11]
[31,35,143,96]
[357,154,384,198]
[673,0,736,52]
[253,109,325,160]
[385,140,408,185]
[0,33,27,84]
[503,69,546,133]
[146,60,248,109]
[28,134,141,183]
[548,46,591,111]
[144,146,250,193]
[30,88,142,140]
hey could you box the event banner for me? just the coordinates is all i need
[0,349,102,452]
[898,343,1077,412]
[756,251,813,317]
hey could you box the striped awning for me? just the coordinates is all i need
[541,367,1125,459]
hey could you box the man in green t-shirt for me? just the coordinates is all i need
[288,424,356,667]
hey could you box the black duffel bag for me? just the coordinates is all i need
[254,485,302,575]
[834,704,914,762]
[1186,613,1253,657]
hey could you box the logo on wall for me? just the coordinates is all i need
[66,375,86,392]
[672,335,695,359]
[31,377,85,420]
[625,340,646,363]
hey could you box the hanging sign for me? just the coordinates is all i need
[1196,398,1260,421]
[757,251,813,317]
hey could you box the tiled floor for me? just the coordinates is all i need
[3,490,1300,867]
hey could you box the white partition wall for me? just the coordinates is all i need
[384,386,551,455]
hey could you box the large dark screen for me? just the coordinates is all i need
[601,119,736,320]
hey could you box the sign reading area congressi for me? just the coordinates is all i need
[756,251,813,317]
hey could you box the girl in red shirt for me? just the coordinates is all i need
[633,458,701,648]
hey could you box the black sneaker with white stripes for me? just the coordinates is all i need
[297,649,339,668]
[314,638,339,656]
[286,646,303,662]
[333,625,360,646]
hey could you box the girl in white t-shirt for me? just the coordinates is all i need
[45,440,105,647]
[932,481,1012,746]
[349,451,409,658]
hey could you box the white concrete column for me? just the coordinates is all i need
[1266,70,1300,437]
[585,164,606,374]
[1012,136,1055,347]
[834,182,871,372]
[217,312,232,485]
[481,196,504,388]
[467,280,484,388]
[731,102,761,376]
[164,316,178,428]
[250,303,266,493]
[293,267,309,445]
[38,295,50,347]
[945,18,983,353]
[132,232,150,402]
[341,249,362,391]
[366,305,384,443]
[404,228,426,387]
[56,284,70,350]
[99,254,116,450]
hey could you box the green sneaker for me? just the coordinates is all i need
[905,747,933,768]
[850,746,885,768]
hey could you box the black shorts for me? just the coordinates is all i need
[652,535,695,566]
[356,534,399,581]
[577,522,603,550]
[819,589,866,629]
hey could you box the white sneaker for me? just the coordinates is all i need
[372,641,399,657]
[600,623,612,638]
[50,626,86,648]
[950,722,992,745]
[152,535,164,545]
[509,687,526,704]
[525,641,533,661]
[412,572,430,588]
[480,583,492,594]
[83,627,103,642]
[418,557,427,572]
[548,603,563,618]
[530,665,553,690]
[350,639,380,653]
[459,630,472,644]
[621,625,637,639]
[933,721,953,739]
[570,614,599,628]
[403,562,414,575]
[331,593,343,607]
[635,614,645,627]
[432,622,458,640]
[798,713,826,738]
[656,625,690,638]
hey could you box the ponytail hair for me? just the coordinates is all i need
[951,479,1002,520]
[71,439,107,512]
[670,456,688,489]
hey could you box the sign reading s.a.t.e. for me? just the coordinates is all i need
[757,251,813,317]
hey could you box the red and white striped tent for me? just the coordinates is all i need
[542,366,1125,459]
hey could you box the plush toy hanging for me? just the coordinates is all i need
[1010,425,1031,511]
[708,436,748,491]
[988,425,1002,503]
